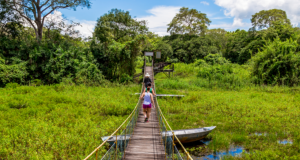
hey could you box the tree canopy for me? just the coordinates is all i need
[251,9,291,29]
[5,0,91,40]
[92,9,148,80]
[95,9,148,43]
[0,0,22,38]
[167,7,211,35]
[1,5,300,87]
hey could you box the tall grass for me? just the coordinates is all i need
[155,62,300,159]
[155,62,253,91]
[0,84,139,159]
[156,61,300,92]
[157,88,300,159]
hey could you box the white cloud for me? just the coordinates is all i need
[210,16,231,20]
[45,11,64,23]
[44,11,96,38]
[209,23,234,30]
[209,22,251,31]
[214,0,300,26]
[136,6,181,36]
[201,1,210,5]
[74,20,96,38]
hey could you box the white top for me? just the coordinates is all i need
[143,92,151,105]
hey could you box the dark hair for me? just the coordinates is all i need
[147,83,151,87]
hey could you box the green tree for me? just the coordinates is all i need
[224,29,248,63]
[252,38,300,86]
[167,7,211,35]
[5,0,91,41]
[225,21,299,64]
[163,34,218,63]
[251,9,291,29]
[92,9,148,80]
[95,9,147,44]
[0,0,23,38]
[205,28,228,53]
[142,32,173,63]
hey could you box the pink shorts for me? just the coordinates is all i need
[143,104,152,109]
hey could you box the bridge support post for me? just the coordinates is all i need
[172,133,174,160]
[124,128,127,159]
[95,150,98,160]
[115,133,117,160]
[164,129,167,158]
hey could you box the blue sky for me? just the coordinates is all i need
[55,0,300,37]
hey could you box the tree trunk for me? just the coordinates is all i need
[35,18,43,41]
[35,5,43,42]
[38,25,43,41]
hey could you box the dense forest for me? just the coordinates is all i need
[1,0,300,87]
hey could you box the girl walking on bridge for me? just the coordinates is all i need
[140,83,155,122]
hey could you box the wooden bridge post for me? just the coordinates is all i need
[172,133,175,160]
[95,150,98,160]
[124,128,127,159]
[164,130,167,158]
[115,133,117,160]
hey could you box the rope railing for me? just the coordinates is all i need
[84,100,141,160]
[84,58,192,160]
[152,60,193,160]
[84,66,146,160]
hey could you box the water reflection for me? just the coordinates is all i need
[252,132,268,136]
[178,139,244,160]
[278,140,293,145]
[200,139,210,145]
[202,147,244,160]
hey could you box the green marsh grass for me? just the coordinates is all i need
[0,84,139,159]
[155,62,300,159]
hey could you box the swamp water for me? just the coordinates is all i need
[278,140,293,145]
[177,139,244,160]
[177,132,293,159]
[252,132,293,145]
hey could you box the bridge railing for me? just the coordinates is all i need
[84,68,146,160]
[152,60,193,160]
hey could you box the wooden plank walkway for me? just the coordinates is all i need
[124,67,166,160]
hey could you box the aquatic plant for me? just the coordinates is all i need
[0,83,139,159]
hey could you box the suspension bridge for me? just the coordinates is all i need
[84,60,193,160]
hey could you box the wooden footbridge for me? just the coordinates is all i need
[84,60,192,160]
[123,66,165,160]
[134,62,174,79]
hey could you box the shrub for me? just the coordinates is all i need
[196,63,251,89]
[0,57,28,87]
[31,79,42,86]
[120,73,133,84]
[204,54,229,65]
[197,64,233,79]
[8,100,28,109]
[5,82,20,89]
[251,38,300,86]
